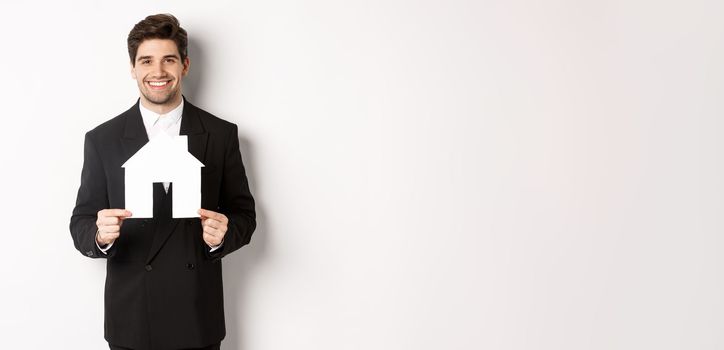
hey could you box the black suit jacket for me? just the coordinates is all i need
[70,97,256,350]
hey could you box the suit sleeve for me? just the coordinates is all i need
[69,132,114,259]
[206,124,257,260]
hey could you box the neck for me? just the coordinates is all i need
[139,94,183,114]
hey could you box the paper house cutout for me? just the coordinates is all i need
[122,132,204,218]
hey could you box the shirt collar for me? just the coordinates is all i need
[139,98,184,132]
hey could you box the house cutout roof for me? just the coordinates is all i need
[122,131,204,170]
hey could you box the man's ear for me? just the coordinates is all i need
[130,63,137,80]
[183,57,190,76]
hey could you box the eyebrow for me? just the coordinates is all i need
[136,54,180,62]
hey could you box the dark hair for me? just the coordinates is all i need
[127,14,188,66]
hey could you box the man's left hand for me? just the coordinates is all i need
[198,209,228,247]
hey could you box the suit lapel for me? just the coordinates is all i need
[180,98,209,165]
[120,99,149,165]
[145,96,208,264]
[145,217,180,264]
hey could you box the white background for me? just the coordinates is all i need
[0,1,722,349]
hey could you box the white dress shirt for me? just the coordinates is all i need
[140,98,184,193]
[98,99,222,253]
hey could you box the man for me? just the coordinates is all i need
[70,14,256,350]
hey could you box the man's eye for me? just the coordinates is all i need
[165,58,176,63]
[142,60,151,64]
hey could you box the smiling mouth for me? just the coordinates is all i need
[146,80,171,89]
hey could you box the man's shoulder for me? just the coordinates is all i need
[188,101,238,132]
[85,103,137,139]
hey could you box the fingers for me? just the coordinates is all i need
[99,231,120,243]
[202,223,227,236]
[99,225,121,234]
[202,218,227,231]
[99,209,132,218]
[198,209,229,246]
[198,209,227,223]
[95,209,131,246]
[203,223,223,233]
[201,214,227,247]
[96,225,120,246]
[97,216,121,225]
[203,232,223,247]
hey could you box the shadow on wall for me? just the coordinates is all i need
[222,137,268,350]
[184,37,268,350]
[184,39,206,103]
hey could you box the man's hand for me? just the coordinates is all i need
[199,209,228,247]
[96,209,132,246]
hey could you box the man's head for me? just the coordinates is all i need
[128,14,190,109]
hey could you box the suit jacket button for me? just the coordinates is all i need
[145,265,153,271]
[86,250,94,257]
[186,263,195,270]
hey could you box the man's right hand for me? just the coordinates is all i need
[96,209,132,246]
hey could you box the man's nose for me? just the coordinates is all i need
[151,62,165,76]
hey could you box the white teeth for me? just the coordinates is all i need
[148,81,168,86]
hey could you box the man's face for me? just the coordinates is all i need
[131,39,189,107]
